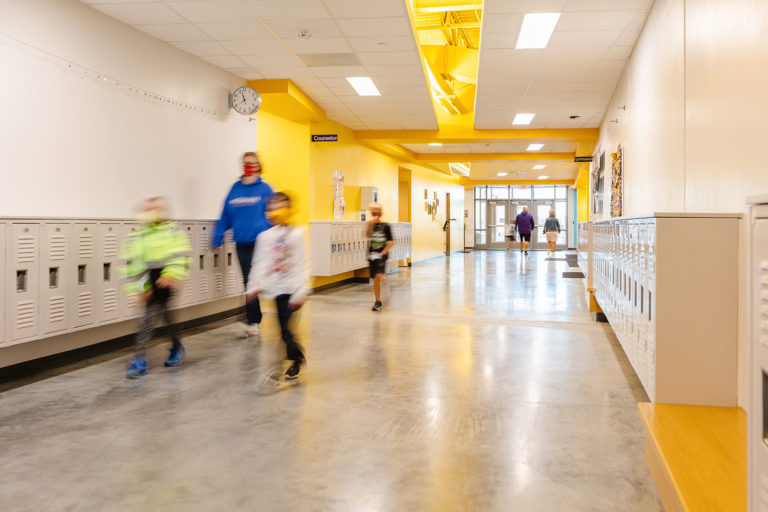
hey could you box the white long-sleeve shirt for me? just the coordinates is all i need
[246,225,310,303]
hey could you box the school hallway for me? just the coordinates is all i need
[0,251,662,511]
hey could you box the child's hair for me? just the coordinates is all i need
[242,151,259,161]
[269,191,291,206]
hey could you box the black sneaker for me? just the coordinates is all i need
[524,250,528,255]
[285,361,302,379]
[372,301,383,312]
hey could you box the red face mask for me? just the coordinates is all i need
[243,163,260,176]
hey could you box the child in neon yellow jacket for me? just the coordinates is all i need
[121,197,191,379]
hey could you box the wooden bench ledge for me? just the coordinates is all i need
[638,402,746,512]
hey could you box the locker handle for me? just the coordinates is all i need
[17,270,27,292]
[103,263,111,282]
[50,267,59,288]
[78,265,87,285]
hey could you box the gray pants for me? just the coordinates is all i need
[135,294,181,355]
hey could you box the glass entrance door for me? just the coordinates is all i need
[486,201,508,249]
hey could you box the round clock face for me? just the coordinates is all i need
[230,86,261,115]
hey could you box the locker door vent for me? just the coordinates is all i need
[103,234,118,258]
[761,473,768,510]
[79,234,94,259]
[77,292,93,317]
[49,235,67,261]
[200,232,209,251]
[48,296,66,323]
[17,236,36,263]
[214,274,223,292]
[200,276,209,295]
[103,289,118,313]
[227,273,235,292]
[16,301,35,329]
[183,282,193,301]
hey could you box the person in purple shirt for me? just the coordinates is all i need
[514,206,535,255]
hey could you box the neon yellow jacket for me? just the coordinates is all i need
[120,221,191,295]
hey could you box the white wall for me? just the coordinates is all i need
[464,187,474,247]
[593,0,768,409]
[0,0,256,219]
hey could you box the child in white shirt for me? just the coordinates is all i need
[246,192,309,379]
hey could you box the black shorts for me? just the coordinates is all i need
[519,233,531,242]
[369,257,387,277]
[506,235,515,241]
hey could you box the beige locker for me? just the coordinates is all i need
[119,223,142,320]
[197,223,212,302]
[224,231,239,297]
[40,223,70,334]
[212,223,225,298]
[99,223,121,322]
[9,223,39,342]
[178,223,198,306]
[0,223,5,346]
[70,223,99,328]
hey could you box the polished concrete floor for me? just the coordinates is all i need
[0,251,662,512]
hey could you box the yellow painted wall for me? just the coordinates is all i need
[575,164,589,222]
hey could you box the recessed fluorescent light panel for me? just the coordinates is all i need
[512,113,536,125]
[516,13,561,49]
[527,144,544,151]
[346,76,380,96]
[533,164,546,169]
[428,143,443,147]
[449,162,471,177]
[538,175,549,180]
[497,172,508,176]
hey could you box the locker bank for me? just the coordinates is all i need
[1,0,766,510]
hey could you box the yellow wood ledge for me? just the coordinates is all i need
[638,402,746,512]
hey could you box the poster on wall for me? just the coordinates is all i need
[591,150,605,217]
[332,170,345,220]
[610,146,624,218]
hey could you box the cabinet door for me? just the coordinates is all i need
[41,223,70,334]
[100,223,121,322]
[119,223,142,320]
[70,223,99,328]
[9,223,39,342]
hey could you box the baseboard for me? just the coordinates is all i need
[0,307,242,384]
[312,277,369,293]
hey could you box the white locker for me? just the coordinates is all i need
[0,223,5,346]
[178,223,198,306]
[40,223,70,334]
[197,223,213,302]
[212,224,225,298]
[99,223,121,322]
[119,223,142,320]
[8,223,39,342]
[224,231,239,297]
[70,223,99,328]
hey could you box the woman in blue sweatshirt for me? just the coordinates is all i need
[213,151,273,337]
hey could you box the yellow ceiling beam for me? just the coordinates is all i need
[460,178,573,186]
[354,128,599,144]
[416,152,575,162]
[413,0,482,13]
[247,79,325,122]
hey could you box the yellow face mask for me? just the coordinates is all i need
[266,207,290,225]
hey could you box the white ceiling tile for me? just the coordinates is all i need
[323,0,406,19]
[312,66,366,78]
[196,21,272,39]
[90,3,186,24]
[556,10,640,32]
[171,40,229,56]
[614,29,641,46]
[365,64,423,77]
[220,39,290,54]
[256,66,316,78]
[321,77,350,89]
[336,17,411,37]
[135,23,210,42]
[349,35,416,53]
[357,52,417,66]
[486,0,566,14]
[480,31,520,49]
[373,75,430,87]
[290,77,326,89]
[244,0,331,20]
[564,0,652,11]
[200,55,248,68]
[283,38,352,54]
[226,67,265,79]
[602,45,633,60]
[483,13,523,33]
[262,19,342,38]
[166,1,258,23]
[240,53,304,67]
[548,30,621,47]
[592,59,628,72]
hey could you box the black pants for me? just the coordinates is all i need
[275,294,304,362]
[236,242,263,325]
[135,273,181,355]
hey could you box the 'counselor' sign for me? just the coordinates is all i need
[311,134,338,142]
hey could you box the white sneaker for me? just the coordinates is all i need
[235,322,250,338]
[245,323,260,337]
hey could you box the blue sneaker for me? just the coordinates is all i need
[126,356,147,379]
[164,347,186,367]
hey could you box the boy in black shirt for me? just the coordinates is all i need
[366,203,394,311]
